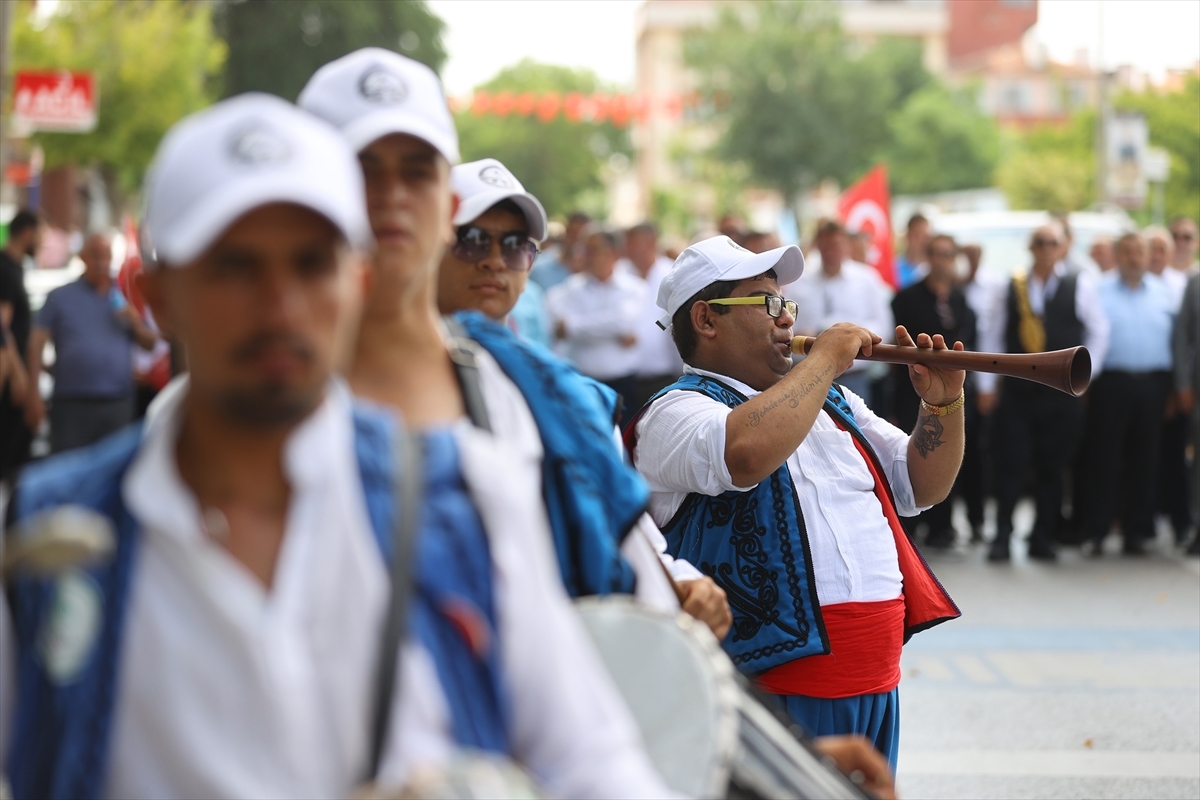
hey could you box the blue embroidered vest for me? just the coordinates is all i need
[6,405,508,800]
[453,311,641,598]
[634,375,831,674]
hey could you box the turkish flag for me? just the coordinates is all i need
[838,165,895,287]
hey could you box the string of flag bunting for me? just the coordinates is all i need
[451,91,702,127]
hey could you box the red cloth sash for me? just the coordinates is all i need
[754,598,904,698]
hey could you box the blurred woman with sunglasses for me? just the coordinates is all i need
[437,159,550,347]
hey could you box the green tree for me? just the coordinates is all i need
[683,2,919,202]
[215,0,446,101]
[11,0,226,200]
[995,111,1096,211]
[455,60,630,218]
[1116,76,1200,222]
[881,84,1000,194]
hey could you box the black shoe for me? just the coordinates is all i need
[969,525,985,544]
[987,537,1011,562]
[1122,539,1148,556]
[926,529,955,549]
[1028,539,1058,561]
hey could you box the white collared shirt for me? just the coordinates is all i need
[783,259,895,374]
[619,256,685,378]
[546,270,646,380]
[976,261,1110,393]
[2,377,671,799]
[634,367,920,607]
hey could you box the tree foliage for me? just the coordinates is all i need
[1116,76,1200,222]
[995,112,1095,211]
[455,60,630,218]
[881,84,1000,195]
[683,2,934,200]
[11,0,226,197]
[215,0,446,101]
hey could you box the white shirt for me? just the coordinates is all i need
[634,367,924,607]
[620,256,685,378]
[784,259,895,374]
[962,272,1005,392]
[547,271,646,380]
[976,262,1110,393]
[1,378,670,800]
[1158,266,1188,311]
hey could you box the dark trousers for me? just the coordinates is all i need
[1157,411,1193,539]
[0,388,32,482]
[49,395,135,454]
[1078,371,1172,546]
[992,381,1084,546]
[959,396,988,531]
[599,375,638,428]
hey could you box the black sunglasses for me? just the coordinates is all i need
[1032,237,1060,248]
[453,225,539,272]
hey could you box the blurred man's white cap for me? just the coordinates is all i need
[451,159,548,242]
[656,235,804,328]
[298,47,459,163]
[143,93,372,267]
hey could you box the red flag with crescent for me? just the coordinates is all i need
[838,165,895,288]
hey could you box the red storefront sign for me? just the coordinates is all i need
[12,71,98,133]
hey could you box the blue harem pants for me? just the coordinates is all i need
[771,688,900,769]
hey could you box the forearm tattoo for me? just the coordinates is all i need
[747,363,834,427]
[913,412,945,458]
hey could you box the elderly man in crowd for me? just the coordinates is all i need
[529,210,590,292]
[1078,233,1178,555]
[891,234,977,550]
[620,222,684,411]
[981,222,1109,562]
[786,219,894,405]
[25,231,158,453]
[1090,235,1116,272]
[630,235,960,768]
[547,227,646,418]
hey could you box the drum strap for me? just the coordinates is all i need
[367,425,424,780]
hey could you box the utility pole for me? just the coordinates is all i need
[0,0,12,208]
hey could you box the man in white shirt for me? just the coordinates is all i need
[978,222,1110,562]
[630,235,961,768]
[3,94,673,800]
[619,222,684,411]
[785,219,894,405]
[548,227,647,420]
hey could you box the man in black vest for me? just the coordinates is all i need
[981,223,1110,562]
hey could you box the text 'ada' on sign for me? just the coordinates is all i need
[12,71,98,134]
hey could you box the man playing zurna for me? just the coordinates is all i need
[298,49,730,636]
[628,235,963,767]
[2,94,670,799]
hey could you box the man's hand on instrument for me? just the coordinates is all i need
[813,735,897,800]
[677,577,732,640]
[807,323,881,377]
[896,325,966,407]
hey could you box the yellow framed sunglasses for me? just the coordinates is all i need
[706,295,797,319]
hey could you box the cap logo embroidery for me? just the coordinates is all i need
[359,67,408,105]
[727,239,749,252]
[229,126,291,166]
[479,165,516,189]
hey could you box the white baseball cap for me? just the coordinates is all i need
[143,93,372,267]
[451,159,548,242]
[298,47,459,163]
[656,235,805,328]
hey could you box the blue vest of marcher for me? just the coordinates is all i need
[6,405,508,800]
[643,375,872,675]
[453,311,641,598]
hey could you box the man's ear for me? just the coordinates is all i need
[138,268,174,338]
[445,191,461,245]
[690,300,720,342]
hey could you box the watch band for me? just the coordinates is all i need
[921,389,966,417]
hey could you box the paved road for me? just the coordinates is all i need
[896,505,1200,799]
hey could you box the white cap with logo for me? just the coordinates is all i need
[143,92,372,267]
[298,47,459,163]
[451,159,548,242]
[656,235,805,328]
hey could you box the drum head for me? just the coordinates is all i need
[575,597,740,798]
